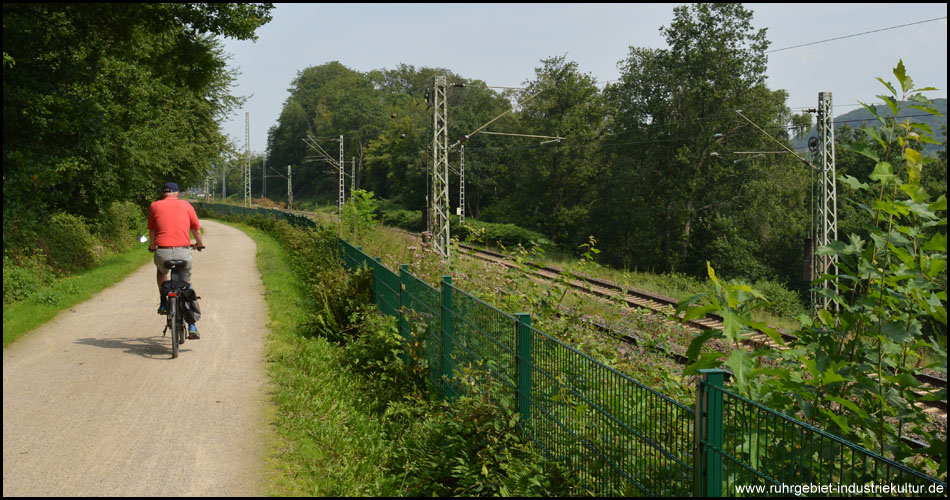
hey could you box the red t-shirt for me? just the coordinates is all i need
[148,195,200,247]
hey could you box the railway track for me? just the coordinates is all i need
[455,242,948,417]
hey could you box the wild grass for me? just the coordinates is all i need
[219,220,394,496]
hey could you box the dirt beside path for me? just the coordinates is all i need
[3,219,271,496]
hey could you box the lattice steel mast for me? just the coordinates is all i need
[338,135,345,212]
[244,112,251,207]
[432,76,451,261]
[459,145,465,223]
[814,92,838,309]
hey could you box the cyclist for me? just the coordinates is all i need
[148,182,205,339]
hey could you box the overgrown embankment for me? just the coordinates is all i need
[207,210,584,496]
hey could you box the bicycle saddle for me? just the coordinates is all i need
[164,259,187,269]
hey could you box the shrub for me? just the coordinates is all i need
[2,253,56,304]
[454,218,553,250]
[751,278,806,319]
[98,200,146,252]
[379,209,423,232]
[383,365,581,497]
[341,189,379,242]
[37,212,102,273]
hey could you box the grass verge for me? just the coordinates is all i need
[216,219,394,496]
[3,245,152,348]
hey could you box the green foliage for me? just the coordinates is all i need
[3,201,149,308]
[340,311,421,411]
[97,201,147,252]
[454,219,553,250]
[676,263,785,394]
[3,3,273,226]
[384,366,580,497]
[37,212,103,274]
[341,189,379,243]
[597,3,804,286]
[260,217,374,342]
[487,55,608,249]
[378,208,424,232]
[679,62,947,476]
[750,279,807,319]
[3,254,56,305]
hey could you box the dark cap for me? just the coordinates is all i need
[162,182,179,193]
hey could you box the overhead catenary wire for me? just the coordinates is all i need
[735,109,815,168]
[449,89,546,150]
[451,109,942,155]
[480,131,564,142]
[766,16,947,54]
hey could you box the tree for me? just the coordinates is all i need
[267,62,387,202]
[599,3,806,283]
[480,55,607,248]
[3,3,273,247]
[790,112,813,140]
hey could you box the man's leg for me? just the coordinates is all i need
[153,249,171,312]
[157,268,168,292]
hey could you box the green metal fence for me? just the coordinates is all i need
[523,320,695,496]
[336,237,946,497]
[339,238,698,495]
[698,370,945,497]
[197,202,318,229]
[198,204,946,496]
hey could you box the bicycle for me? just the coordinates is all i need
[149,243,204,359]
[162,260,189,358]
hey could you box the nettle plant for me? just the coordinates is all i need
[678,61,947,474]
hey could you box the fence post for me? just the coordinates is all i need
[340,239,348,270]
[440,275,454,401]
[695,368,727,497]
[514,313,532,426]
[374,257,382,308]
[399,264,410,365]
[337,238,343,268]
[347,240,354,271]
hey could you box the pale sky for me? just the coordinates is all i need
[218,3,948,154]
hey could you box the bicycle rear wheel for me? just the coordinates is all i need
[170,296,181,358]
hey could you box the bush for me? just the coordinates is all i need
[37,212,102,273]
[341,189,379,242]
[236,215,374,342]
[379,209,423,232]
[383,365,581,497]
[454,218,553,250]
[3,253,56,304]
[98,200,146,252]
[751,279,806,319]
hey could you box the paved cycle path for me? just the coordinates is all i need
[3,219,271,496]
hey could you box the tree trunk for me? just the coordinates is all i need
[662,201,673,272]
[681,197,694,267]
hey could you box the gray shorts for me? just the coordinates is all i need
[154,247,193,283]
